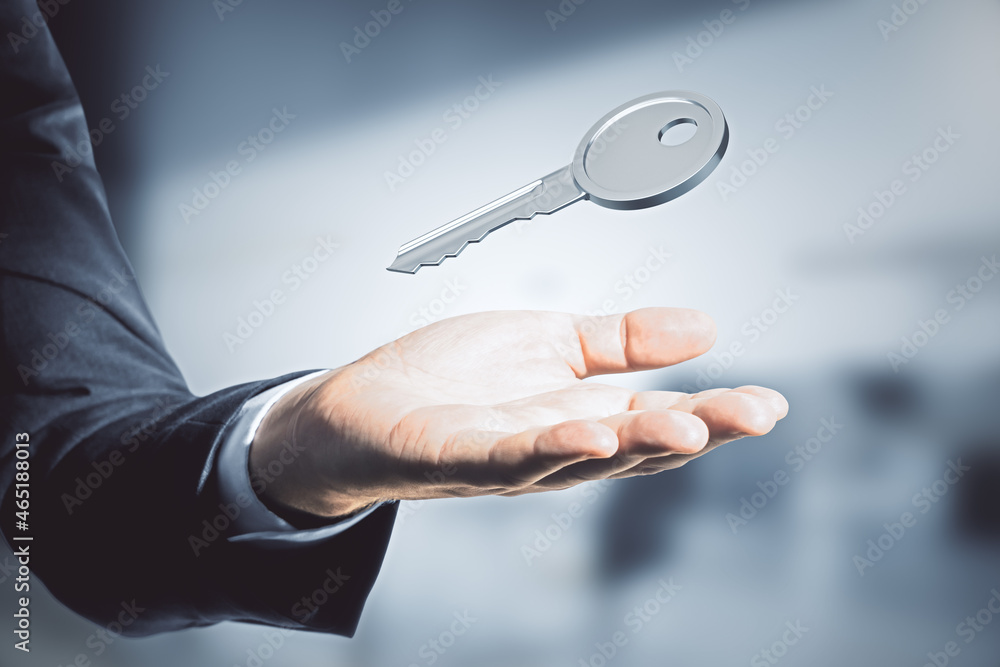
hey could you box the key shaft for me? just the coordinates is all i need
[387,165,585,274]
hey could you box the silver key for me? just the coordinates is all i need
[387,91,729,274]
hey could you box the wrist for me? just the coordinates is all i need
[250,369,377,520]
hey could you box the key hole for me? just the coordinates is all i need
[659,118,698,146]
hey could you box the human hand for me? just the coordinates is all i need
[250,308,788,519]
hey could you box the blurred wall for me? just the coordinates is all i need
[2,1,999,665]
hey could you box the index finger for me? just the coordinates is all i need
[569,307,717,378]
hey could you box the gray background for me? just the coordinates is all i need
[3,0,1000,665]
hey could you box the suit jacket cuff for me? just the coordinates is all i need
[216,370,387,542]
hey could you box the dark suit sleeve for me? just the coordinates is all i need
[0,0,395,637]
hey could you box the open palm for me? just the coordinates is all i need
[252,308,788,519]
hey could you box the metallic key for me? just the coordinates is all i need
[387,91,729,274]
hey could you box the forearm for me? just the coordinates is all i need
[0,0,396,635]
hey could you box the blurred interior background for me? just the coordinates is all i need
[3,0,999,664]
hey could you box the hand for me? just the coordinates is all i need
[250,308,788,520]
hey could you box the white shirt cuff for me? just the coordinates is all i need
[216,370,385,544]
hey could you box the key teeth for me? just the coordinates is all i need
[388,206,543,274]
[387,234,484,274]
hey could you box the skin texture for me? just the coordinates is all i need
[250,308,789,520]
